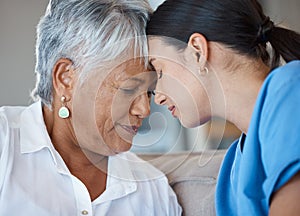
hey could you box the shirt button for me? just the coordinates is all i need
[81,210,89,215]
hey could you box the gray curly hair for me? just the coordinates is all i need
[31,0,152,107]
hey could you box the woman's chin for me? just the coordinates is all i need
[111,142,132,154]
[181,118,201,128]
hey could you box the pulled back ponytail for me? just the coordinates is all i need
[147,0,300,70]
[268,26,300,68]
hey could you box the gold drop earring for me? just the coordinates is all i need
[58,96,70,119]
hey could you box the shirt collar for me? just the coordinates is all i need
[93,152,138,205]
[19,101,61,166]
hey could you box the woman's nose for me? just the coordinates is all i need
[130,93,151,119]
[154,92,167,105]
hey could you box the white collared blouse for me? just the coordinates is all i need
[0,102,182,216]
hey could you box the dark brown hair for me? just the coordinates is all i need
[146,0,300,69]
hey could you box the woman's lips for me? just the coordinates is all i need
[168,105,177,117]
[120,125,139,135]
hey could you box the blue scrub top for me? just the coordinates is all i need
[216,60,300,215]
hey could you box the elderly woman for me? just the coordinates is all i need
[0,0,181,215]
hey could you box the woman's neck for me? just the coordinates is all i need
[223,59,270,134]
[42,104,107,170]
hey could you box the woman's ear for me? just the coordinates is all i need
[52,58,76,98]
[188,33,208,69]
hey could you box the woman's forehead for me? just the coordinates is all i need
[109,59,148,81]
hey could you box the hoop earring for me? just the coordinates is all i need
[58,96,70,119]
[199,67,209,76]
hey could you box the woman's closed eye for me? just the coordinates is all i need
[120,87,139,95]
[121,87,155,98]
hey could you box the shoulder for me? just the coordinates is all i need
[0,107,9,128]
[265,60,300,93]
[0,105,30,154]
[0,109,9,153]
[271,60,300,79]
[0,105,27,128]
[0,105,26,156]
[0,105,27,188]
[258,60,300,125]
[258,60,300,147]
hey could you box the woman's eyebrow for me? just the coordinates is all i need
[127,77,145,84]
[149,58,156,67]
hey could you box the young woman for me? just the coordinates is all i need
[146,0,300,215]
[0,0,182,215]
